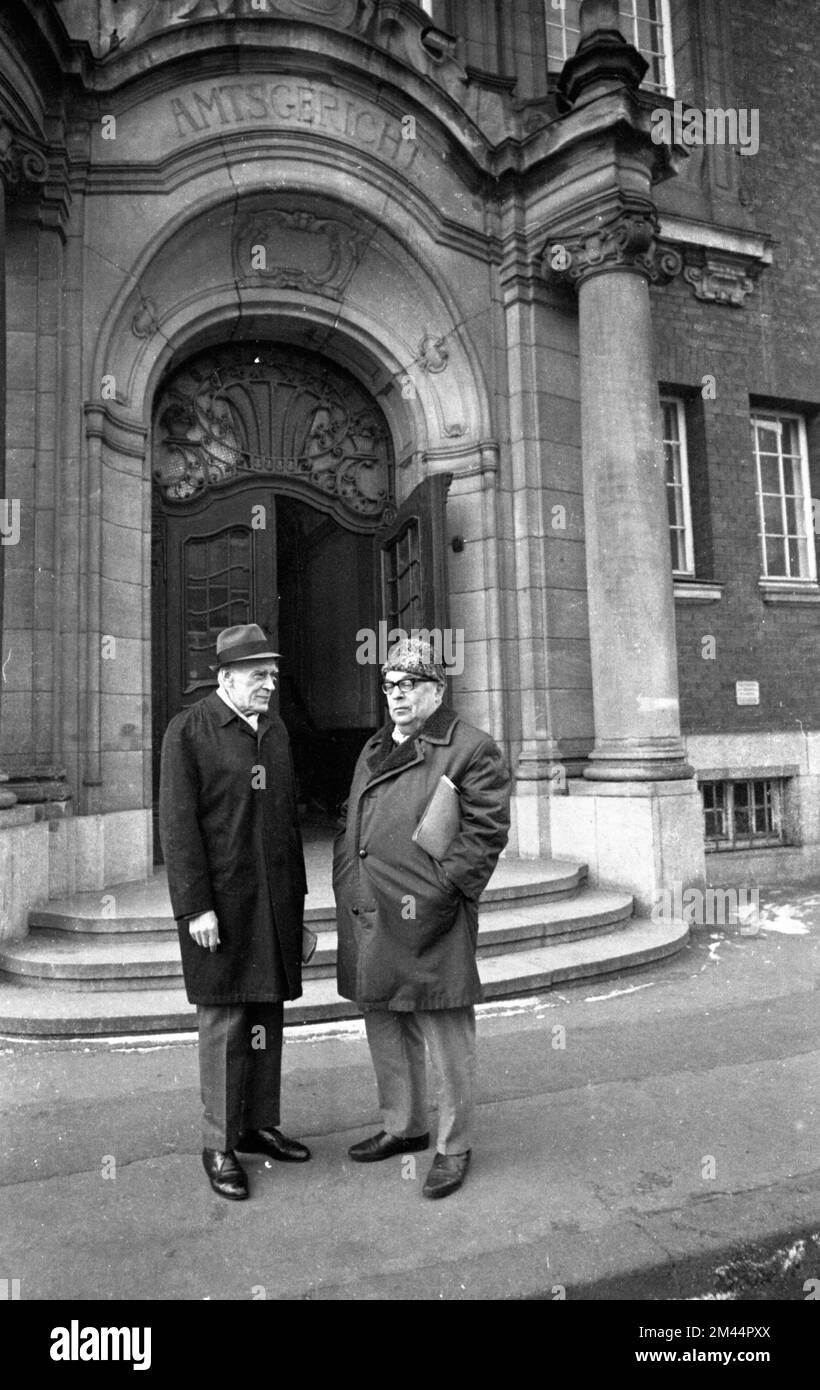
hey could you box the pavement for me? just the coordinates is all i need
[2,878,820,1304]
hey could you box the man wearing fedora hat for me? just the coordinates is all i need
[159,623,311,1200]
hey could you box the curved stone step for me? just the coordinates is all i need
[0,890,633,991]
[0,917,688,1037]
[26,858,587,935]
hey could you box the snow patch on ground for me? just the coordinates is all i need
[759,907,810,936]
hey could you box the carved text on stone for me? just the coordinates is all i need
[168,81,418,169]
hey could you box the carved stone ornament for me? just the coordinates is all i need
[62,0,375,49]
[683,256,759,308]
[153,344,393,526]
[232,210,369,299]
[0,120,48,192]
[544,213,683,287]
[131,298,160,339]
[417,333,449,374]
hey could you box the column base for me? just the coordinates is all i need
[584,738,694,782]
[549,777,706,915]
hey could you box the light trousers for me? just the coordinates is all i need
[363,1005,476,1155]
[196,1001,284,1151]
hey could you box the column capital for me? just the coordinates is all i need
[543,210,683,290]
[0,120,49,195]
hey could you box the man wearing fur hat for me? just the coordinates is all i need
[334,637,511,1199]
[159,623,311,1200]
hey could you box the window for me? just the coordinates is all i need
[382,520,423,633]
[701,779,785,852]
[545,0,675,95]
[662,396,694,576]
[752,411,815,582]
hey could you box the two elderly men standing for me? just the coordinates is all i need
[160,625,510,1202]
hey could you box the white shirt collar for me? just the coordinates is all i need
[217,684,259,732]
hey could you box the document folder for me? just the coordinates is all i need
[412,775,461,861]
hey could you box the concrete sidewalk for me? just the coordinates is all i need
[1,879,819,1301]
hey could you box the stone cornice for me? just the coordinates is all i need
[541,209,774,304]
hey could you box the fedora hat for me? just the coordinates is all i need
[211,624,281,670]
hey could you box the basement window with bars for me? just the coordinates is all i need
[700,778,786,852]
[545,0,675,95]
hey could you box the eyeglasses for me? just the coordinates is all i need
[381,677,432,696]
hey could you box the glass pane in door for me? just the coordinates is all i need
[183,527,252,687]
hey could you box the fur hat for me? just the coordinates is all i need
[381,636,446,685]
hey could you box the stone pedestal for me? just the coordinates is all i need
[550,778,706,916]
[0,804,48,942]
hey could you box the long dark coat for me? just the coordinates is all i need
[159,691,307,1005]
[333,705,511,1011]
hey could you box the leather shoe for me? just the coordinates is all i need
[236,1127,311,1163]
[422,1150,471,1199]
[202,1148,248,1201]
[348,1130,430,1163]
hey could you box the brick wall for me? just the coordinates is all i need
[652,0,820,736]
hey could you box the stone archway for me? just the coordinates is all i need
[81,182,502,883]
[149,339,399,847]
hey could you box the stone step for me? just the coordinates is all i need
[0,891,634,990]
[0,916,689,1038]
[26,858,587,935]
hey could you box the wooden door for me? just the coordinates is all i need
[163,487,277,716]
[151,487,277,859]
[376,472,452,634]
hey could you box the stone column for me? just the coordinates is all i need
[0,136,15,810]
[0,122,47,804]
[538,0,705,910]
[562,214,692,781]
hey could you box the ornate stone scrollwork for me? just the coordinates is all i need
[64,0,374,47]
[0,121,48,193]
[682,256,759,308]
[232,209,369,300]
[131,298,160,339]
[152,345,394,526]
[544,212,683,287]
[417,333,449,374]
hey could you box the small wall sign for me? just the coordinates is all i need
[736,681,760,706]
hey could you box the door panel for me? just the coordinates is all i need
[377,472,452,634]
[164,488,277,716]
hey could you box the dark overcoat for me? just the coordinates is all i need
[333,705,511,1011]
[158,691,307,1005]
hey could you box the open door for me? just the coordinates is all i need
[162,487,278,718]
[151,486,277,860]
[376,472,452,635]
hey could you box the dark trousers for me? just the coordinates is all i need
[363,1006,476,1154]
[196,1002,284,1150]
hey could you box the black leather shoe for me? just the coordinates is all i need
[422,1150,471,1199]
[348,1130,430,1163]
[202,1148,248,1201]
[236,1127,311,1163]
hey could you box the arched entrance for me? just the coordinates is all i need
[150,341,397,852]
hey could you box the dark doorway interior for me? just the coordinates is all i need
[276,494,379,817]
